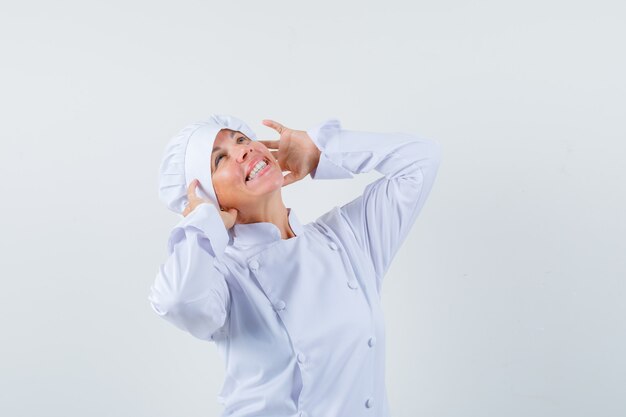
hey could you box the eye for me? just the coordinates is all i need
[215,137,248,168]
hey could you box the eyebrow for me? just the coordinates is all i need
[211,130,237,155]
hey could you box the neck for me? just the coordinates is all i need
[235,192,296,240]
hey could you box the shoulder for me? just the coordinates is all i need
[311,206,365,253]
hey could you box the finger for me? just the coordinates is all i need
[270,151,288,170]
[222,208,238,228]
[258,140,280,149]
[219,206,237,217]
[282,172,297,187]
[262,119,285,134]
[187,179,198,198]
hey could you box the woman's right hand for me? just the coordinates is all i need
[182,179,238,229]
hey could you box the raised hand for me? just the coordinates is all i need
[259,119,321,187]
[182,179,238,229]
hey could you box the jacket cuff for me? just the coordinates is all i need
[307,119,353,180]
[168,203,229,256]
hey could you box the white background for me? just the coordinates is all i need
[1,1,624,416]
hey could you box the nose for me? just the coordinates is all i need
[236,143,253,163]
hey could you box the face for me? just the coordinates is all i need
[210,129,283,211]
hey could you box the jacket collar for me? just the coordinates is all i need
[231,208,303,246]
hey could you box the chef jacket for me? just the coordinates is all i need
[148,119,442,417]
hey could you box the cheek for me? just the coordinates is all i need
[266,166,283,182]
[212,170,241,196]
[211,174,227,198]
[213,169,239,186]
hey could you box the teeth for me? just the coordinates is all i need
[247,160,267,181]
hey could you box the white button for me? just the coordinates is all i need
[347,281,358,289]
[248,259,259,270]
[368,337,376,347]
[274,300,286,311]
[328,241,338,250]
[299,412,307,417]
[297,352,306,363]
[365,397,373,408]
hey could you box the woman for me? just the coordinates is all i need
[149,114,442,417]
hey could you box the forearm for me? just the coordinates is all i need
[149,203,231,341]
[307,119,442,181]
[306,119,443,286]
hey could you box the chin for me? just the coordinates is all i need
[251,179,283,196]
[248,169,283,191]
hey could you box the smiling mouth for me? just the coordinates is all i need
[245,158,271,182]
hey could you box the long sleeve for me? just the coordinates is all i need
[148,202,231,341]
[308,119,442,291]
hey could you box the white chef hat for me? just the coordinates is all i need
[158,114,257,214]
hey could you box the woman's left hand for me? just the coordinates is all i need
[259,119,321,187]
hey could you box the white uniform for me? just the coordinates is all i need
[149,119,442,417]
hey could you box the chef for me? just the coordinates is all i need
[149,114,442,417]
